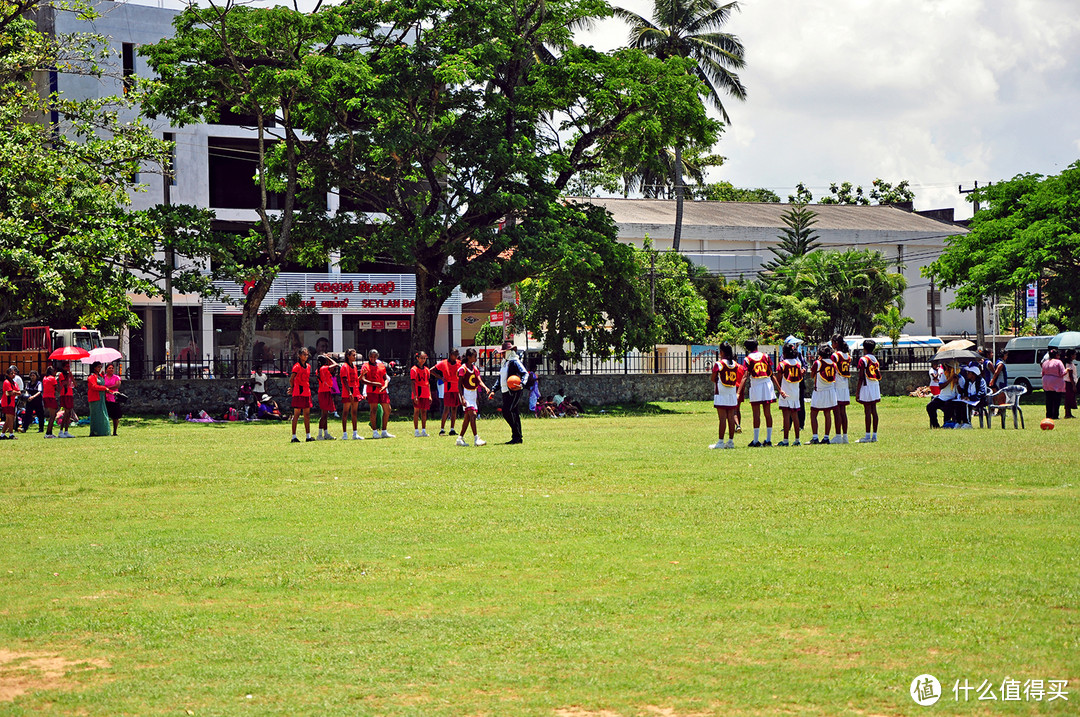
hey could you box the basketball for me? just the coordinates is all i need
[507,375,522,391]
[1041,418,1055,430]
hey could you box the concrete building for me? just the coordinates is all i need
[579,198,975,337]
[45,1,462,375]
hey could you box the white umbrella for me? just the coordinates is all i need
[784,335,804,345]
[80,347,123,364]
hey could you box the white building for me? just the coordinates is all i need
[579,198,975,337]
[46,1,463,375]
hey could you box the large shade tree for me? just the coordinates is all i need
[925,162,1080,331]
[310,0,719,357]
[0,0,178,334]
[614,0,746,250]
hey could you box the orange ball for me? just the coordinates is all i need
[507,374,522,391]
[1041,418,1055,431]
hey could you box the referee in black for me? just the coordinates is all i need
[497,340,529,445]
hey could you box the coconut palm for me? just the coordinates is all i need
[614,0,747,250]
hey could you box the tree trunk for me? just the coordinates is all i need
[236,278,272,371]
[672,144,684,253]
[409,265,448,359]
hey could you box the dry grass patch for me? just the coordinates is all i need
[0,648,110,703]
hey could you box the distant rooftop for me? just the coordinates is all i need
[572,198,967,235]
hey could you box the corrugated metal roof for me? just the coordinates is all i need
[572,197,967,234]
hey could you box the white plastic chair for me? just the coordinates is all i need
[988,385,1027,429]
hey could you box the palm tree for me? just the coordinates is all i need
[872,305,915,350]
[614,0,747,251]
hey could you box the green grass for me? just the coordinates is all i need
[0,398,1077,715]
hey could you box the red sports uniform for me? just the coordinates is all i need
[339,362,358,401]
[361,361,390,405]
[291,361,312,410]
[410,365,431,411]
[1,378,15,416]
[58,371,74,411]
[318,365,336,412]
[42,374,58,411]
[436,358,462,408]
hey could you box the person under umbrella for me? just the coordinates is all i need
[87,361,116,437]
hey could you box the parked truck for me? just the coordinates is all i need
[0,326,105,378]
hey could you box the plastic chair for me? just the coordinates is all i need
[964,398,992,428]
[988,385,1027,429]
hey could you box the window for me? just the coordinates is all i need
[122,42,135,95]
[926,288,941,305]
[1005,350,1036,364]
[927,309,942,327]
[208,138,282,210]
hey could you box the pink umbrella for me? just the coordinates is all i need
[80,347,123,364]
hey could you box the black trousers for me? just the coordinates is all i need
[501,389,523,442]
[22,397,43,431]
[927,397,964,427]
[1046,390,1062,419]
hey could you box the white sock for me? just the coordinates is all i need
[306,432,311,439]
[753,428,760,442]
[812,433,818,440]
[871,432,877,440]
[766,427,772,442]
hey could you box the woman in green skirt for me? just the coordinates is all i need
[87,361,114,437]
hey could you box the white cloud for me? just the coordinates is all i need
[588,0,1080,215]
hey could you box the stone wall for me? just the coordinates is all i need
[82,370,930,415]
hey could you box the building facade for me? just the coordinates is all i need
[581,198,976,337]
[52,1,462,374]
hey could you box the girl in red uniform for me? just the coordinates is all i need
[456,348,493,447]
[290,348,313,443]
[316,354,339,440]
[1,366,17,439]
[41,366,58,438]
[56,362,75,438]
[410,351,432,437]
[361,349,393,438]
[339,349,363,440]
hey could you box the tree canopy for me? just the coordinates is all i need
[925,161,1080,330]
[0,0,174,334]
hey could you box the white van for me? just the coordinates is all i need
[1001,336,1055,391]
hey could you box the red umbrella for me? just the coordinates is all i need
[49,346,90,360]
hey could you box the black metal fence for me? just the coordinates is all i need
[82,346,939,381]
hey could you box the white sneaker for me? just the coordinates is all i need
[474,437,486,446]
[323,433,335,440]
[316,433,325,440]
[960,423,973,430]
[414,429,421,437]
[45,434,56,439]
[709,441,724,449]
[725,441,734,449]
[420,429,428,437]
[353,432,363,440]
[841,436,849,444]
[341,433,349,440]
[856,435,873,443]
[456,437,468,447]
[372,430,381,439]
[381,430,394,439]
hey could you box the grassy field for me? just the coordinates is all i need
[0,397,1077,716]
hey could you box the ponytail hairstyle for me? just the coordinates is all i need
[719,342,734,362]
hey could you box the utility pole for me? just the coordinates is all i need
[163,150,174,379]
[650,249,658,373]
[960,181,985,346]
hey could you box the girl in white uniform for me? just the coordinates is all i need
[809,344,838,444]
[831,335,852,444]
[776,343,804,446]
[855,339,882,442]
[709,342,740,449]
